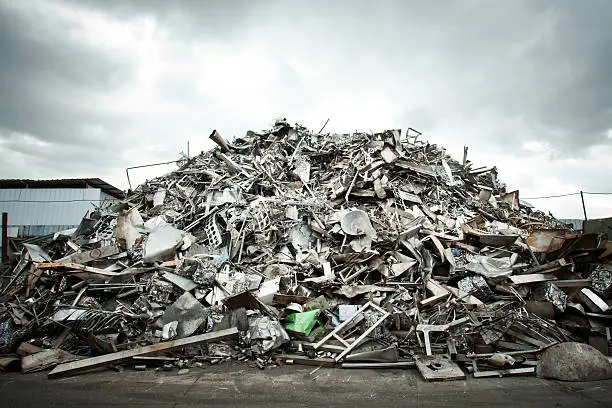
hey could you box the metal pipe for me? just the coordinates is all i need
[2,212,8,264]
[125,160,181,191]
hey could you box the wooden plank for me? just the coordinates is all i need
[48,328,238,379]
[22,350,81,373]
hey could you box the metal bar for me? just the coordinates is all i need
[126,160,181,191]
[318,118,330,134]
[1,212,7,264]
[473,367,535,378]
[342,361,415,369]
[313,302,372,349]
[334,311,390,362]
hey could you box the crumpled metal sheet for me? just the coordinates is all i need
[22,244,51,263]
[0,314,16,353]
[465,255,514,279]
[247,315,289,354]
[534,282,567,312]
[161,292,208,339]
[589,265,612,299]
[457,275,493,301]
[341,210,377,238]
[143,225,187,263]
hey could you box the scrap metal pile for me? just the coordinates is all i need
[1,119,611,380]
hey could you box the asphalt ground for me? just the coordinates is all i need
[1,362,611,408]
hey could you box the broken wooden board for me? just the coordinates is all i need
[48,328,238,379]
[22,349,81,373]
[415,355,466,381]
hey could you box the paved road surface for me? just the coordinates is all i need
[1,362,611,407]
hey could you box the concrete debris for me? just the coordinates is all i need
[1,118,610,381]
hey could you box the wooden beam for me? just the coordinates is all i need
[48,328,238,379]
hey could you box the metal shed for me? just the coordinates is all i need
[0,178,124,237]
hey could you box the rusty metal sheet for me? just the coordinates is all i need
[527,229,568,253]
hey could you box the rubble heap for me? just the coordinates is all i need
[1,119,611,380]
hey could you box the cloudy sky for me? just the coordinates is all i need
[0,0,611,219]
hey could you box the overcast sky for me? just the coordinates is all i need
[1,0,611,219]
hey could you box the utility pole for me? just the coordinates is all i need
[580,191,588,233]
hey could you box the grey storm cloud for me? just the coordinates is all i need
[0,7,135,142]
[0,0,611,217]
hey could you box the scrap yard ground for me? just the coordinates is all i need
[1,365,611,408]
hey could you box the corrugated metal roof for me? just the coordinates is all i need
[0,178,124,199]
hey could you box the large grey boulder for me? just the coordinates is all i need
[537,342,612,381]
